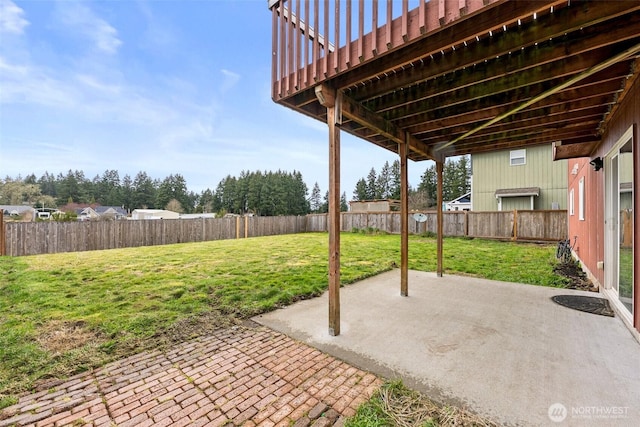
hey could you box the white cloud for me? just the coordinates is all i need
[219,69,241,93]
[0,0,29,34]
[54,1,122,54]
[136,0,178,54]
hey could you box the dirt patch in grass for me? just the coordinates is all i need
[554,261,597,292]
[151,310,241,347]
[36,321,102,356]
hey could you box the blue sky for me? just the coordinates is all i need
[0,0,428,196]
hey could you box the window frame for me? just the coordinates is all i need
[578,177,585,221]
[569,188,575,216]
[510,149,526,166]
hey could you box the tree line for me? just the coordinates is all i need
[352,156,470,210]
[1,156,469,217]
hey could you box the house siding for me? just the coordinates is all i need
[472,144,567,211]
[570,75,639,334]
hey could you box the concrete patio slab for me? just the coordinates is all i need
[253,270,640,427]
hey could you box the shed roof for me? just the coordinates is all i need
[495,187,541,198]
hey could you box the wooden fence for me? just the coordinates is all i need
[307,210,567,241]
[1,210,566,257]
[2,216,307,257]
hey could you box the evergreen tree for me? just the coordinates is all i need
[418,156,471,207]
[196,188,216,213]
[310,182,322,213]
[353,178,367,201]
[37,172,58,199]
[376,161,391,199]
[290,171,309,215]
[320,191,329,214]
[132,171,157,209]
[96,169,122,206]
[390,160,401,199]
[121,174,133,212]
[56,170,88,205]
[246,171,263,214]
[156,174,190,212]
[365,168,378,200]
[418,164,437,208]
[340,192,348,212]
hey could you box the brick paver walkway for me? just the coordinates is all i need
[1,325,381,427]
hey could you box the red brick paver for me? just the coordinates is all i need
[1,325,381,426]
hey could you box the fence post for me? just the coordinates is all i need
[0,213,5,256]
[464,211,469,237]
[235,216,241,239]
[512,210,518,241]
[245,215,249,239]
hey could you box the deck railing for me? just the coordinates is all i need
[268,0,499,100]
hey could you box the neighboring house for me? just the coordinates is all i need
[34,207,62,220]
[130,209,180,220]
[95,206,128,220]
[0,205,37,220]
[561,76,639,337]
[68,204,127,221]
[349,200,400,212]
[471,144,567,211]
[76,207,99,221]
[444,192,471,211]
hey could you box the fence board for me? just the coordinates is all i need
[2,211,567,256]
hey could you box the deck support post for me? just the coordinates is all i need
[436,157,444,277]
[400,135,409,296]
[316,84,341,336]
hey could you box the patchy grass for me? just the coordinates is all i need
[0,233,566,408]
[345,380,498,427]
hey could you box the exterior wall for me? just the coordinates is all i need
[472,144,567,211]
[567,158,604,286]
[501,196,534,211]
[570,75,639,334]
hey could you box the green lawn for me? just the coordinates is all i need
[0,232,567,408]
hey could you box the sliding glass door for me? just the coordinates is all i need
[606,131,634,316]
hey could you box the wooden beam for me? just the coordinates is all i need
[436,41,640,152]
[353,5,640,102]
[436,159,444,277]
[403,77,624,135]
[331,0,566,91]
[339,91,434,160]
[552,140,599,160]
[375,35,640,122]
[319,85,341,337]
[400,136,408,296]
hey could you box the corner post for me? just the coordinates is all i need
[400,135,409,296]
[436,156,444,277]
[316,84,341,336]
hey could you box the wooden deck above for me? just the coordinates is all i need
[269,0,640,161]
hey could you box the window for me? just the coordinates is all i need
[569,189,574,216]
[578,177,585,220]
[510,149,526,166]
